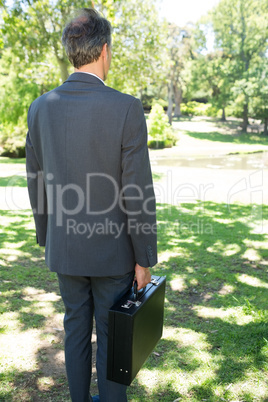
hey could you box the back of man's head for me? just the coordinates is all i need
[62,8,112,69]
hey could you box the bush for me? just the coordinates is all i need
[225,103,244,119]
[0,117,27,158]
[147,140,166,149]
[147,139,174,149]
[180,101,220,117]
[147,103,177,148]
[205,105,220,117]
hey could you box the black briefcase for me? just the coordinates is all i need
[107,275,166,385]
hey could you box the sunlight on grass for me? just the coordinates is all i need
[218,284,235,295]
[37,376,55,390]
[1,205,268,401]
[237,274,268,289]
[242,247,261,261]
[193,306,254,325]
[0,247,30,261]
[135,326,217,397]
[0,324,40,371]
[22,287,61,301]
[230,376,268,401]
[207,241,241,256]
[170,276,186,292]
[158,249,189,263]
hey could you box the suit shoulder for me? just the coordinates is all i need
[105,86,140,106]
[29,87,58,109]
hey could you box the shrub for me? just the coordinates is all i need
[147,103,177,148]
[0,116,27,158]
[180,101,220,117]
[205,105,220,117]
[147,140,166,149]
[180,101,197,116]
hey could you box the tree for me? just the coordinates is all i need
[210,0,268,131]
[166,23,195,124]
[248,60,268,135]
[1,0,94,82]
[105,0,168,97]
[0,0,168,156]
[0,48,61,156]
[191,50,237,121]
[2,0,166,91]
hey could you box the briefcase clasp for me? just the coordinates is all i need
[151,278,159,286]
[121,300,142,309]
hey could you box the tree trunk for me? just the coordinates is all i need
[221,107,226,121]
[57,57,70,82]
[264,118,268,136]
[241,103,248,132]
[167,82,173,125]
[139,88,143,103]
[173,84,182,117]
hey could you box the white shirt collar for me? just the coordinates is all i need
[76,71,105,85]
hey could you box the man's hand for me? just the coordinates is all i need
[134,263,151,290]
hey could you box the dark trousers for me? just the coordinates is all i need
[57,271,134,402]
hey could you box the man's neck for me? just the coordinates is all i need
[75,63,104,81]
[75,71,105,84]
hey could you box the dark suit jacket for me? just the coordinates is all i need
[26,73,157,276]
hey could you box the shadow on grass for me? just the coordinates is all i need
[0,210,67,400]
[0,345,71,402]
[130,202,268,400]
[1,205,268,401]
[0,211,64,325]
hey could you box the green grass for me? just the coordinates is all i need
[171,116,268,147]
[1,118,268,400]
[128,203,268,401]
[183,130,268,146]
[0,175,27,187]
[0,204,268,401]
[152,172,164,182]
[0,157,26,164]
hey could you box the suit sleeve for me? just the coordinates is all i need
[121,98,157,268]
[26,130,48,246]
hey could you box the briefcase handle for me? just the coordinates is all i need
[133,280,145,301]
[133,277,161,301]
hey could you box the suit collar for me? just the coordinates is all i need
[64,72,105,86]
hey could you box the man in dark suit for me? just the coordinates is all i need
[26,8,157,402]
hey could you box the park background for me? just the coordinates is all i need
[0,0,268,401]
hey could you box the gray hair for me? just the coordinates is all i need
[62,8,112,68]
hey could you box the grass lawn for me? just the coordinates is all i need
[1,203,268,401]
[173,116,268,149]
[0,117,268,401]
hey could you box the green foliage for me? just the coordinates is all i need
[1,118,27,158]
[190,0,268,127]
[0,49,61,157]
[147,103,177,148]
[209,0,268,127]
[1,0,169,157]
[248,61,268,126]
[165,23,197,121]
[105,0,168,96]
[147,139,173,149]
[1,0,267,155]
[180,101,201,116]
[180,101,219,117]
[147,139,166,149]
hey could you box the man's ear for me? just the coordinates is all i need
[101,43,108,59]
